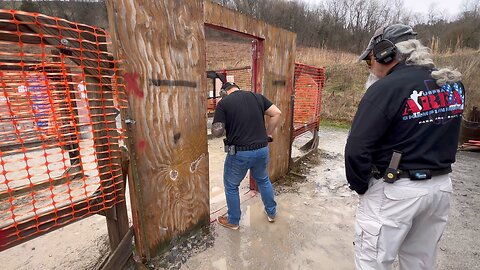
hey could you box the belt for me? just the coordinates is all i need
[397,167,452,180]
[235,142,268,151]
[373,166,452,180]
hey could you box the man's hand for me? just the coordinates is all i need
[211,122,225,138]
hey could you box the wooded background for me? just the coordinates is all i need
[209,0,480,53]
[5,0,480,53]
[2,0,479,121]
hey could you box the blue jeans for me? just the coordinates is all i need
[223,146,277,225]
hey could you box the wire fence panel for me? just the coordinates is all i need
[0,9,127,250]
[292,63,325,139]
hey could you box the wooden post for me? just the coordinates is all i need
[106,0,209,259]
[103,150,130,251]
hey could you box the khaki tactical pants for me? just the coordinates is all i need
[354,174,452,270]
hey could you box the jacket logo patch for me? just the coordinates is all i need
[402,80,464,124]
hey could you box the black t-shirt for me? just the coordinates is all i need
[345,63,465,194]
[213,90,273,146]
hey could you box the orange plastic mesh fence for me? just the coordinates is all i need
[0,9,127,250]
[292,63,325,139]
[207,66,251,114]
[464,140,480,148]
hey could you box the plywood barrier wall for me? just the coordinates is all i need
[106,0,209,258]
[106,0,296,259]
[205,1,297,181]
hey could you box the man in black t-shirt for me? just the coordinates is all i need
[212,82,281,230]
[346,24,465,269]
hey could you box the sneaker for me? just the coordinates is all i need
[217,216,239,230]
[264,209,276,223]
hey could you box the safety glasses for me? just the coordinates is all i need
[365,55,373,68]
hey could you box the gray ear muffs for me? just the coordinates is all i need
[373,38,396,64]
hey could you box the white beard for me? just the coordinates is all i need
[365,72,380,90]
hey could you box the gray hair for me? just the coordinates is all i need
[395,39,462,86]
[431,68,463,87]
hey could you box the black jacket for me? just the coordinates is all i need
[345,63,465,194]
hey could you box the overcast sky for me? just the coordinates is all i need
[299,0,467,19]
[402,0,465,16]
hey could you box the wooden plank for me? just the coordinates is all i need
[99,227,134,270]
[105,0,150,258]
[104,149,130,250]
[104,200,130,250]
[204,1,296,181]
[106,0,209,259]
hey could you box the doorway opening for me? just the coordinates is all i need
[204,25,263,217]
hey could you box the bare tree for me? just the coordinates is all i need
[138,0,480,53]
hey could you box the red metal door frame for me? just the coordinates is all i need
[204,23,264,191]
[249,39,264,191]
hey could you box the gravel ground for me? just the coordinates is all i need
[1,126,478,270]
[177,126,480,270]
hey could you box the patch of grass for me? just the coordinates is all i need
[320,118,351,130]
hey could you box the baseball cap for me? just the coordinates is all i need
[220,82,239,91]
[358,24,417,62]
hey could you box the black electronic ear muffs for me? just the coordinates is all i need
[372,33,397,64]
[219,88,227,98]
[219,82,239,98]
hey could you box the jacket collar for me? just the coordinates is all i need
[387,61,408,75]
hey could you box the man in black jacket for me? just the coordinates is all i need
[212,82,281,230]
[345,24,465,269]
